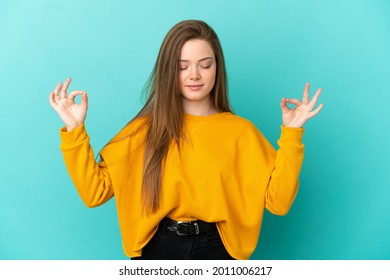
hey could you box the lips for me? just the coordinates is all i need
[186,84,204,90]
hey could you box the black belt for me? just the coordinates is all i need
[162,218,215,236]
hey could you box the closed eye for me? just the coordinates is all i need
[200,64,212,69]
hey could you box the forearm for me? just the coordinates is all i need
[60,124,114,207]
[265,126,304,215]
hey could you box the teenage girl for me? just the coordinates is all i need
[49,20,323,260]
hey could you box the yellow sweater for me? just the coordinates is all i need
[60,112,304,260]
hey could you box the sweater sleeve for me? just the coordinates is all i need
[59,124,114,208]
[265,126,304,215]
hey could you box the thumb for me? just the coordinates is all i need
[80,91,88,108]
[280,98,290,114]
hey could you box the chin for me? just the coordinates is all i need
[182,94,210,102]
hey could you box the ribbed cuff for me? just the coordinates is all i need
[280,125,304,144]
[60,123,88,146]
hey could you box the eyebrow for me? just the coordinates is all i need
[179,57,214,63]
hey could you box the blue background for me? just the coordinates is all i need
[0,0,389,259]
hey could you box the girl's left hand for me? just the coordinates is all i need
[281,82,324,128]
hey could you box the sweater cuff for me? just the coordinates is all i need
[60,123,88,146]
[280,125,304,144]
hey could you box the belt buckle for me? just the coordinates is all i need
[175,221,200,236]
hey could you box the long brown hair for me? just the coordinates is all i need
[134,20,233,214]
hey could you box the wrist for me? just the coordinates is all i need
[66,122,83,132]
[283,121,304,128]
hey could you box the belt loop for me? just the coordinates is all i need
[193,222,200,234]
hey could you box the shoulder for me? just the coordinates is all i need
[109,117,148,143]
[219,113,261,134]
[100,117,147,162]
[218,113,275,159]
[221,113,272,146]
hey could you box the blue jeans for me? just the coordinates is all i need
[132,218,235,260]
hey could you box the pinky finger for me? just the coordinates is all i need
[309,104,324,118]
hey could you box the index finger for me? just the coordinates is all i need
[302,82,310,105]
[60,77,72,98]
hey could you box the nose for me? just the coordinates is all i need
[189,66,200,80]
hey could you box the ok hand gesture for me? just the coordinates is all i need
[49,78,88,132]
[281,83,323,128]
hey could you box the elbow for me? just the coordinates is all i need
[80,191,111,208]
[266,181,299,216]
[79,194,102,208]
[266,202,291,216]
[85,202,99,208]
[76,185,112,208]
[81,198,100,208]
[273,205,291,216]
[266,197,295,216]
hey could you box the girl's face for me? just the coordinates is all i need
[179,39,217,115]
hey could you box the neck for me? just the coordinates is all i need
[182,98,217,116]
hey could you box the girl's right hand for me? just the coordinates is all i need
[49,78,88,132]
